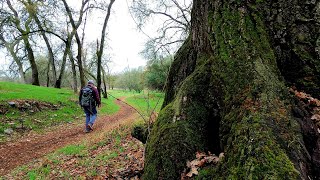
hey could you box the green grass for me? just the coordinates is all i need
[57,144,87,156]
[126,92,164,114]
[0,82,74,103]
[0,82,120,141]
[108,89,164,114]
[100,95,119,115]
[107,89,141,98]
[96,152,118,161]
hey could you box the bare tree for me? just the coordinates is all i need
[21,0,57,86]
[62,0,91,88]
[5,0,40,85]
[96,0,116,99]
[130,0,192,57]
[0,35,26,83]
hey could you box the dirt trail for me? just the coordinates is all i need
[0,98,136,176]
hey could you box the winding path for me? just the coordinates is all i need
[0,98,137,176]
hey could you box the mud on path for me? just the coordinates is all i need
[0,98,137,176]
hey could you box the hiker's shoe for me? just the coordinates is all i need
[85,129,90,133]
[88,123,93,131]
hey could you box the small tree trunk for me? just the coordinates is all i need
[68,50,78,93]
[102,66,108,99]
[55,36,72,88]
[46,60,50,87]
[75,32,86,88]
[96,0,116,100]
[23,35,39,86]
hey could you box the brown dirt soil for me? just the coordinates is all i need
[0,98,137,176]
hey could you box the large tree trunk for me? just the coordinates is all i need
[144,0,320,179]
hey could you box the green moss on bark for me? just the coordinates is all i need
[144,1,312,179]
[144,61,222,179]
[162,37,196,108]
[207,3,304,179]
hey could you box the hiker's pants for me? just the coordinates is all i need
[83,106,97,129]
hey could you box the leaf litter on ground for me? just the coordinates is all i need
[4,124,144,179]
[181,151,224,179]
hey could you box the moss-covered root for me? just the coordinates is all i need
[143,62,221,179]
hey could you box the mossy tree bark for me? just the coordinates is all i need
[144,0,320,179]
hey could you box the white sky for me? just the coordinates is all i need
[0,0,151,74]
[85,0,149,73]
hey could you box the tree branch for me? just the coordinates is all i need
[15,29,67,43]
[149,10,188,29]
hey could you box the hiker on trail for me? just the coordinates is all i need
[79,80,101,133]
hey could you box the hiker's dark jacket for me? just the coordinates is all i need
[79,84,101,107]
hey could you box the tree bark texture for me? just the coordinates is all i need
[144,0,320,179]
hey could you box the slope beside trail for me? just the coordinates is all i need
[0,98,137,176]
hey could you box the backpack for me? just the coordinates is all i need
[80,86,94,107]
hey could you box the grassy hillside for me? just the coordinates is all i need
[2,88,165,179]
[0,82,119,141]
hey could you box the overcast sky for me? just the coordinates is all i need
[85,0,149,73]
[0,0,150,74]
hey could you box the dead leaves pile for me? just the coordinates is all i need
[105,139,144,179]
[290,88,320,133]
[181,152,224,179]
[2,100,60,114]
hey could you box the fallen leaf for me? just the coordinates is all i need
[295,91,308,99]
[190,159,201,167]
[219,152,225,159]
[196,151,206,159]
[311,114,320,121]
[204,156,219,164]
[186,167,198,177]
[198,159,206,167]
[310,98,320,107]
